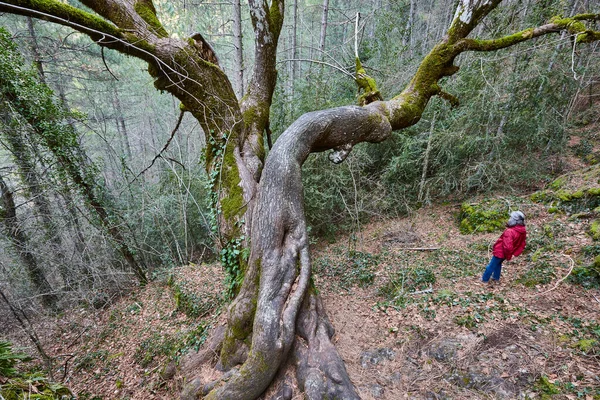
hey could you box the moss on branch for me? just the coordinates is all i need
[134,0,169,38]
[1,0,121,37]
[355,58,382,106]
[458,13,600,51]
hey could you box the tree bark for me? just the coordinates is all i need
[319,0,329,55]
[232,0,244,99]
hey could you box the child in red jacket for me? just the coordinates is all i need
[481,211,527,283]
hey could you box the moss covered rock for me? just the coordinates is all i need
[589,220,600,241]
[458,200,509,234]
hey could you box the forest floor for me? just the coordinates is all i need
[4,127,600,399]
[4,180,600,399]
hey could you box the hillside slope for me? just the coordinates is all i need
[3,171,600,399]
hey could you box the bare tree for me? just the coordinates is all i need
[0,0,598,398]
[0,174,59,310]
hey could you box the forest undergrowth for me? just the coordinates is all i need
[3,115,600,400]
[3,167,600,399]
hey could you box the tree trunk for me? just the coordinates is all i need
[232,0,244,99]
[2,128,72,288]
[0,175,59,310]
[26,17,45,83]
[319,0,329,55]
[112,85,133,160]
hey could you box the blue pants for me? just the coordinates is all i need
[482,256,505,282]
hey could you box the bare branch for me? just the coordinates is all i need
[132,109,185,182]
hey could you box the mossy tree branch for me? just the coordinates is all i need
[385,10,600,132]
[456,13,600,52]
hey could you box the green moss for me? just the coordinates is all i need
[530,190,555,203]
[556,190,572,202]
[355,58,382,106]
[241,104,268,161]
[589,220,600,241]
[27,0,122,37]
[134,0,169,38]
[534,375,561,398]
[549,177,566,190]
[573,339,598,353]
[571,190,585,199]
[548,206,560,214]
[458,201,508,234]
[587,187,600,196]
[219,142,246,222]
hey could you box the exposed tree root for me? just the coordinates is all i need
[295,291,360,399]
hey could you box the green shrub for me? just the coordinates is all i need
[0,341,73,399]
[0,341,29,377]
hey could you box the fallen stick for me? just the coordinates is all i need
[538,254,575,295]
[398,247,440,251]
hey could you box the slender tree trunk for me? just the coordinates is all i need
[3,130,72,287]
[112,86,132,160]
[232,0,244,99]
[26,17,45,83]
[0,175,59,310]
[319,0,329,55]
[406,0,416,55]
[418,114,436,203]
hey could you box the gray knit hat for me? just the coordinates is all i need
[507,211,525,227]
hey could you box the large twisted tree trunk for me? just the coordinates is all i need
[1,0,598,398]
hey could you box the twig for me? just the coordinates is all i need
[131,109,185,182]
[354,12,360,59]
[67,326,90,348]
[538,254,575,295]
[100,47,118,80]
[398,247,440,251]
[60,353,75,382]
[411,286,434,295]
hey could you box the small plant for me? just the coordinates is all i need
[346,251,377,288]
[170,279,223,319]
[0,341,30,377]
[74,350,109,371]
[378,266,435,305]
[515,262,555,287]
[134,333,180,368]
[454,312,483,329]
[0,342,73,399]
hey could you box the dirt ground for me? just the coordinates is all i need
[3,191,600,399]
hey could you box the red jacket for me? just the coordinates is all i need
[493,225,527,261]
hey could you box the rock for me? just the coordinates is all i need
[360,383,385,398]
[180,377,203,400]
[448,371,516,399]
[160,360,177,380]
[425,390,450,400]
[270,382,293,400]
[359,348,395,368]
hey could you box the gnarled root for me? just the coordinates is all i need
[294,290,360,400]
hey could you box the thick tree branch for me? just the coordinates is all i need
[457,14,600,52]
